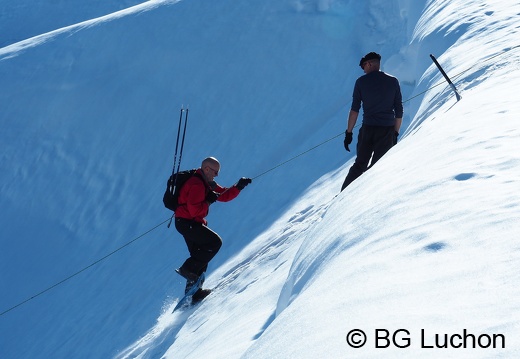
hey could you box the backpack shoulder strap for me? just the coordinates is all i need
[192,171,210,190]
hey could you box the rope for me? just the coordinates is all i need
[3,45,518,319]
[252,132,345,180]
[0,218,170,318]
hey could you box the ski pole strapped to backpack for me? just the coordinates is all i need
[163,169,198,212]
[164,107,190,217]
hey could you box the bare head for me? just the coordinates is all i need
[201,157,220,181]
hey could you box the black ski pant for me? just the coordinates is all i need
[175,218,222,276]
[341,125,395,191]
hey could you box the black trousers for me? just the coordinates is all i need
[175,218,222,276]
[341,125,394,191]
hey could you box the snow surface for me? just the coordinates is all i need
[0,0,146,47]
[1,0,519,358]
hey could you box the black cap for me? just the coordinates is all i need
[359,52,381,68]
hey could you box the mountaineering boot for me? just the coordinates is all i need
[175,266,199,282]
[192,288,212,304]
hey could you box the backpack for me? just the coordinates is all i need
[163,169,198,211]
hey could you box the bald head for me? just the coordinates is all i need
[201,157,220,168]
[201,157,220,181]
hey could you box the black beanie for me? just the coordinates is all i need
[359,52,381,68]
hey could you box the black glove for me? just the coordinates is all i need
[205,191,219,204]
[393,131,399,145]
[236,177,252,190]
[344,131,353,152]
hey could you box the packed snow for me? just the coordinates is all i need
[1,0,519,358]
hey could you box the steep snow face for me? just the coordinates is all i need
[1,0,423,358]
[119,0,520,359]
[409,0,520,132]
[0,0,147,46]
[2,0,519,358]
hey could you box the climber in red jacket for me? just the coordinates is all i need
[174,157,251,302]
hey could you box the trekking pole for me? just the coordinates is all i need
[175,107,189,175]
[171,107,185,176]
[167,107,189,228]
[171,107,189,201]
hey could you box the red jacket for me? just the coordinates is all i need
[174,168,240,225]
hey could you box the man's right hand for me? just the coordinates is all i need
[206,191,219,204]
[344,131,353,152]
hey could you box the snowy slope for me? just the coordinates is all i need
[119,1,520,358]
[1,0,420,357]
[0,0,146,46]
[1,0,519,358]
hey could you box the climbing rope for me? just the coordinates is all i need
[252,132,344,180]
[0,219,170,317]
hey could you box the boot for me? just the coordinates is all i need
[192,288,212,304]
[176,266,199,282]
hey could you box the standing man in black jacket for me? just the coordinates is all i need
[341,52,403,191]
